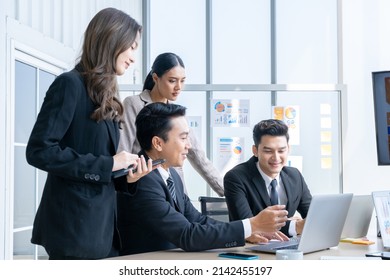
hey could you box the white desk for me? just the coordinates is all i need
[109,235,384,260]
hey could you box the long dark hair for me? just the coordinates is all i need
[143,52,185,91]
[78,7,142,122]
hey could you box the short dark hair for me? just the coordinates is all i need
[253,119,289,147]
[136,102,187,151]
[143,52,185,91]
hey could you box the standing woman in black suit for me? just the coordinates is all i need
[25,7,153,260]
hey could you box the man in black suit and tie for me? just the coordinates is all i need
[224,119,312,244]
[117,103,289,255]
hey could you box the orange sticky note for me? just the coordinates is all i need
[351,240,375,245]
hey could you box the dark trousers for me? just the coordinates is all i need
[48,246,119,260]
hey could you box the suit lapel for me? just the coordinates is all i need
[248,157,272,207]
[280,169,293,211]
[170,169,184,212]
[104,120,119,152]
[151,168,179,209]
[139,151,184,212]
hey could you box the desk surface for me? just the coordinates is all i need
[109,236,384,260]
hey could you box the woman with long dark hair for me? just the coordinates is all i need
[118,52,224,196]
[26,7,152,260]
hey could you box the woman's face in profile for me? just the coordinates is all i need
[153,66,186,101]
[115,31,141,76]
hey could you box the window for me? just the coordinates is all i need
[12,49,63,259]
[118,0,343,200]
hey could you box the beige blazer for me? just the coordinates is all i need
[118,90,224,196]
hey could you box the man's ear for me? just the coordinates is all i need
[152,136,163,151]
[252,145,258,157]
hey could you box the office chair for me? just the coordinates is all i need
[198,196,229,222]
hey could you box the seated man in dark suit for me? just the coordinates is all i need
[224,119,312,244]
[117,103,289,255]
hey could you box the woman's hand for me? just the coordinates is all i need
[112,151,139,171]
[126,156,154,183]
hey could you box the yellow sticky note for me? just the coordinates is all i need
[320,131,332,142]
[321,144,332,156]
[321,158,332,169]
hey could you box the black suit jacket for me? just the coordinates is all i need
[224,156,312,237]
[26,66,127,259]
[117,163,245,255]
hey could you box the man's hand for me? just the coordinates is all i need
[246,233,269,244]
[249,205,288,233]
[246,231,289,244]
[295,218,305,235]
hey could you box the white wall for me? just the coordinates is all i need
[342,0,390,195]
[0,0,7,261]
[5,0,143,81]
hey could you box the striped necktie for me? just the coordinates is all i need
[270,179,279,205]
[166,175,177,202]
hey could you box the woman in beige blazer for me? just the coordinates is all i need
[118,52,224,196]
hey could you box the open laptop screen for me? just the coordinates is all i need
[341,195,373,239]
[372,191,390,249]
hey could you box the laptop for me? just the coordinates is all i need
[372,191,390,250]
[247,193,353,254]
[340,195,374,239]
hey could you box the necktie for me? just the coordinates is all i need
[270,179,279,205]
[166,175,177,202]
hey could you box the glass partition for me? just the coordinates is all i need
[13,58,58,259]
[276,90,341,194]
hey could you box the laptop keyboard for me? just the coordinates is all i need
[271,237,300,250]
[272,244,299,250]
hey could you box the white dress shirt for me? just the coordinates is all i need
[255,163,297,236]
[157,167,252,238]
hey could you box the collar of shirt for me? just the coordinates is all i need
[157,166,170,186]
[254,161,295,235]
[254,161,287,205]
[255,161,280,189]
